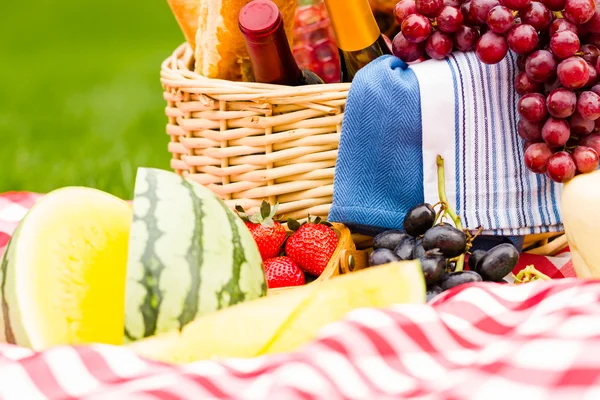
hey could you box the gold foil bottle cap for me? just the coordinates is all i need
[323,0,381,52]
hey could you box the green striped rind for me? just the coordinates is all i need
[124,168,266,342]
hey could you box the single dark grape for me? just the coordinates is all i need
[392,32,425,62]
[520,2,553,31]
[373,230,409,250]
[581,45,600,65]
[419,253,446,285]
[470,0,500,24]
[524,142,553,173]
[461,2,479,25]
[516,71,544,95]
[422,224,468,258]
[404,203,437,237]
[468,249,487,272]
[542,0,567,11]
[395,0,418,24]
[577,90,600,120]
[557,56,590,89]
[438,6,465,33]
[581,133,600,153]
[394,236,417,260]
[564,0,596,25]
[573,145,600,173]
[550,31,580,59]
[546,87,577,118]
[525,50,557,82]
[507,24,539,56]
[549,19,578,37]
[543,77,562,95]
[416,0,444,17]
[487,5,515,33]
[518,118,545,141]
[592,84,600,96]
[570,112,596,135]
[586,62,598,87]
[426,31,454,59]
[476,31,509,64]
[547,151,577,182]
[518,93,548,122]
[426,285,444,302]
[477,244,520,281]
[402,14,433,43]
[500,0,531,9]
[439,271,483,291]
[454,25,480,51]
[414,238,426,259]
[369,248,401,266]
[542,117,571,147]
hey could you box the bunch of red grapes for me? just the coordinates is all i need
[392,0,600,182]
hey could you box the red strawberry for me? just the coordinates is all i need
[236,201,287,261]
[263,257,305,289]
[284,217,339,276]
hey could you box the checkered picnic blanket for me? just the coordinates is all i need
[2,192,598,400]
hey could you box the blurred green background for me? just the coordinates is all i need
[0,0,182,199]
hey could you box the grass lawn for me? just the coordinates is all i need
[0,0,183,199]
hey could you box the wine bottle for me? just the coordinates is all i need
[239,0,325,86]
[323,0,392,82]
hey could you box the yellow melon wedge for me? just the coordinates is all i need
[0,187,132,350]
[128,261,426,364]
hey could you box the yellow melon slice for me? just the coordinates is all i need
[0,187,132,350]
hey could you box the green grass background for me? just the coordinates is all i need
[0,0,183,199]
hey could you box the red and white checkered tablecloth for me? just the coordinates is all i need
[2,192,598,400]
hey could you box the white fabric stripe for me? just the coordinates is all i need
[43,347,100,396]
[410,58,458,214]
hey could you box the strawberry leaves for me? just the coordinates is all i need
[235,201,278,228]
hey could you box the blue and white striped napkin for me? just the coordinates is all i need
[329,53,563,237]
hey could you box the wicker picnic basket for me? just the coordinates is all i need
[162,44,351,220]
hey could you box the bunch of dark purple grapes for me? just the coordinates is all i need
[368,203,520,302]
[392,0,600,183]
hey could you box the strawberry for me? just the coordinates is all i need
[263,257,305,289]
[284,216,339,276]
[236,201,287,261]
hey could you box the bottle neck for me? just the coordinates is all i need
[240,13,301,85]
[323,0,381,52]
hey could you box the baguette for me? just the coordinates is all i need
[195,0,297,81]
[166,0,201,50]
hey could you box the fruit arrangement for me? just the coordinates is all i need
[391,0,600,182]
[237,202,340,289]
[368,156,550,301]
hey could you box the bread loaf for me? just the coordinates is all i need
[166,0,201,50]
[195,0,297,81]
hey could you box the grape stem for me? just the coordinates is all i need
[436,155,465,272]
[513,265,552,284]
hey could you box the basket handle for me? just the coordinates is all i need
[339,249,370,274]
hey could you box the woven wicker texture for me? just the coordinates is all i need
[162,44,351,219]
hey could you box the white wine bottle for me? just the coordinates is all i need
[323,0,392,82]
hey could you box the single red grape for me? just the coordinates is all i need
[392,32,425,62]
[572,145,600,172]
[507,24,539,56]
[577,90,600,120]
[550,31,580,59]
[564,0,596,24]
[460,2,479,25]
[487,6,515,33]
[591,83,600,96]
[557,56,590,89]
[583,6,600,33]
[426,31,454,59]
[542,117,571,146]
[570,112,596,135]
[416,0,444,16]
[524,142,554,173]
[542,0,567,10]
[581,133,600,152]
[525,50,557,82]
[395,0,418,24]
[454,26,480,51]
[516,71,544,95]
[402,14,433,43]
[518,93,548,121]
[476,31,509,64]
[581,44,600,65]
[521,2,553,31]
[470,0,500,24]
[437,6,465,33]
[548,19,578,37]
[586,62,598,87]
[546,87,577,118]
[547,151,577,182]
[500,0,531,9]
[518,119,545,141]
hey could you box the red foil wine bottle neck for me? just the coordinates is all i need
[239,0,302,85]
